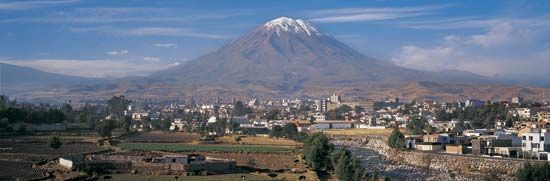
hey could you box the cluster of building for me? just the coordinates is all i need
[405,124,550,161]
[123,94,550,161]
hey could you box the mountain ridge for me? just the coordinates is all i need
[4,17,549,102]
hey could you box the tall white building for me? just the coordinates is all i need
[330,93,341,103]
[521,128,550,160]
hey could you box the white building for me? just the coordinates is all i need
[521,128,550,160]
[132,112,149,121]
[330,93,341,103]
[512,97,524,104]
[516,108,532,119]
[170,118,185,131]
[313,112,325,121]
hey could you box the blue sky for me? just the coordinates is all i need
[1,0,549,79]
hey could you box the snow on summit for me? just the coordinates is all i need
[264,17,320,36]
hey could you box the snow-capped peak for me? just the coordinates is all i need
[264,17,320,36]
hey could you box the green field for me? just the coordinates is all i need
[105,173,279,181]
[118,143,293,153]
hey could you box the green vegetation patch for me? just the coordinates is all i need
[118,143,293,153]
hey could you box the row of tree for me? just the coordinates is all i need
[515,162,550,181]
[302,133,366,180]
[270,123,299,140]
[435,103,519,129]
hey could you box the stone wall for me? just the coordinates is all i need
[359,136,546,180]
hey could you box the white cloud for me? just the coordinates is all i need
[0,0,77,10]
[392,45,460,72]
[444,35,461,43]
[397,16,550,30]
[392,21,550,77]
[68,26,227,39]
[153,43,178,48]
[143,57,160,62]
[466,22,532,48]
[308,5,450,23]
[0,59,176,78]
[107,50,129,55]
[0,7,245,24]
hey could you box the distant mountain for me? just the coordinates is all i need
[152,17,492,90]
[8,17,549,102]
[0,62,95,94]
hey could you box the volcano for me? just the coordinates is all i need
[21,17,540,102]
[150,17,490,94]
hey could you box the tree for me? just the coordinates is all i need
[332,147,364,181]
[270,125,284,138]
[325,105,352,120]
[118,115,132,133]
[303,133,333,171]
[407,116,427,135]
[233,101,250,116]
[263,109,280,120]
[388,127,405,149]
[282,123,298,140]
[159,118,172,131]
[49,136,62,149]
[97,120,115,138]
[309,116,316,124]
[107,95,131,119]
[515,162,550,181]
[354,106,365,113]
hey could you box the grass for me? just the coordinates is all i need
[105,173,278,181]
[118,143,293,153]
[219,135,302,146]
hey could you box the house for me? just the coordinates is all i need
[538,111,550,123]
[471,140,488,155]
[463,129,494,137]
[415,142,443,151]
[516,108,538,120]
[312,112,325,121]
[472,135,518,156]
[520,128,550,160]
[423,134,449,145]
[405,135,423,149]
[310,121,352,130]
[132,112,149,121]
[493,147,522,158]
[170,118,185,131]
[59,155,86,170]
[152,154,191,164]
[446,145,466,154]
[512,97,524,104]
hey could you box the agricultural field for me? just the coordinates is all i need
[0,131,101,143]
[118,143,294,153]
[120,131,201,143]
[220,135,302,146]
[0,160,46,180]
[0,142,107,156]
[322,128,406,137]
[176,151,303,170]
[106,173,280,181]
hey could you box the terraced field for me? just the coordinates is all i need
[0,160,46,180]
[107,173,276,181]
[121,131,201,143]
[118,143,293,153]
[0,142,106,156]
